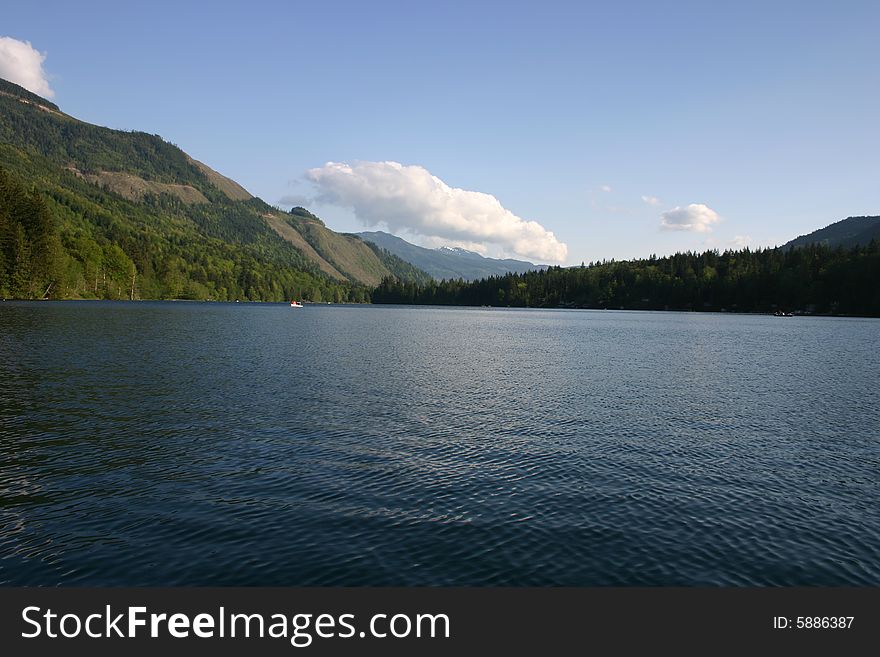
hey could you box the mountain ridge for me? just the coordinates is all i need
[355,230,545,281]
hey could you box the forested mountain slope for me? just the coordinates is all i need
[0,77,428,301]
[782,215,880,251]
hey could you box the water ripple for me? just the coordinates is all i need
[1,302,878,585]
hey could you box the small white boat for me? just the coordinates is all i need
[290,300,303,308]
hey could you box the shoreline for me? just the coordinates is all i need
[3,297,878,319]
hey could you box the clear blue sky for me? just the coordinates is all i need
[3,0,878,264]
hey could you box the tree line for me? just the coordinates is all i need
[372,244,880,316]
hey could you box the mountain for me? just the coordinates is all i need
[0,77,429,301]
[355,230,545,281]
[783,215,880,250]
[278,207,430,287]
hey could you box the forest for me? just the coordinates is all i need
[0,164,372,302]
[372,244,880,316]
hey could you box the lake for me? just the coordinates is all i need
[1,301,878,585]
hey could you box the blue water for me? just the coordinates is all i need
[1,301,878,585]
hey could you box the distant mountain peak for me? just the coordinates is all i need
[355,230,545,281]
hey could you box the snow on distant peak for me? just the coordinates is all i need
[438,246,480,256]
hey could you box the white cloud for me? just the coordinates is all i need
[0,37,54,99]
[641,195,661,207]
[660,203,720,232]
[307,161,568,263]
[730,235,752,249]
[600,184,612,193]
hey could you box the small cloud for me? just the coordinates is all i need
[641,195,661,207]
[600,184,612,193]
[278,194,312,208]
[307,160,568,262]
[730,235,752,249]
[0,37,54,98]
[660,203,720,233]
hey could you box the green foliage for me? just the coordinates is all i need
[372,246,880,317]
[0,167,62,298]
